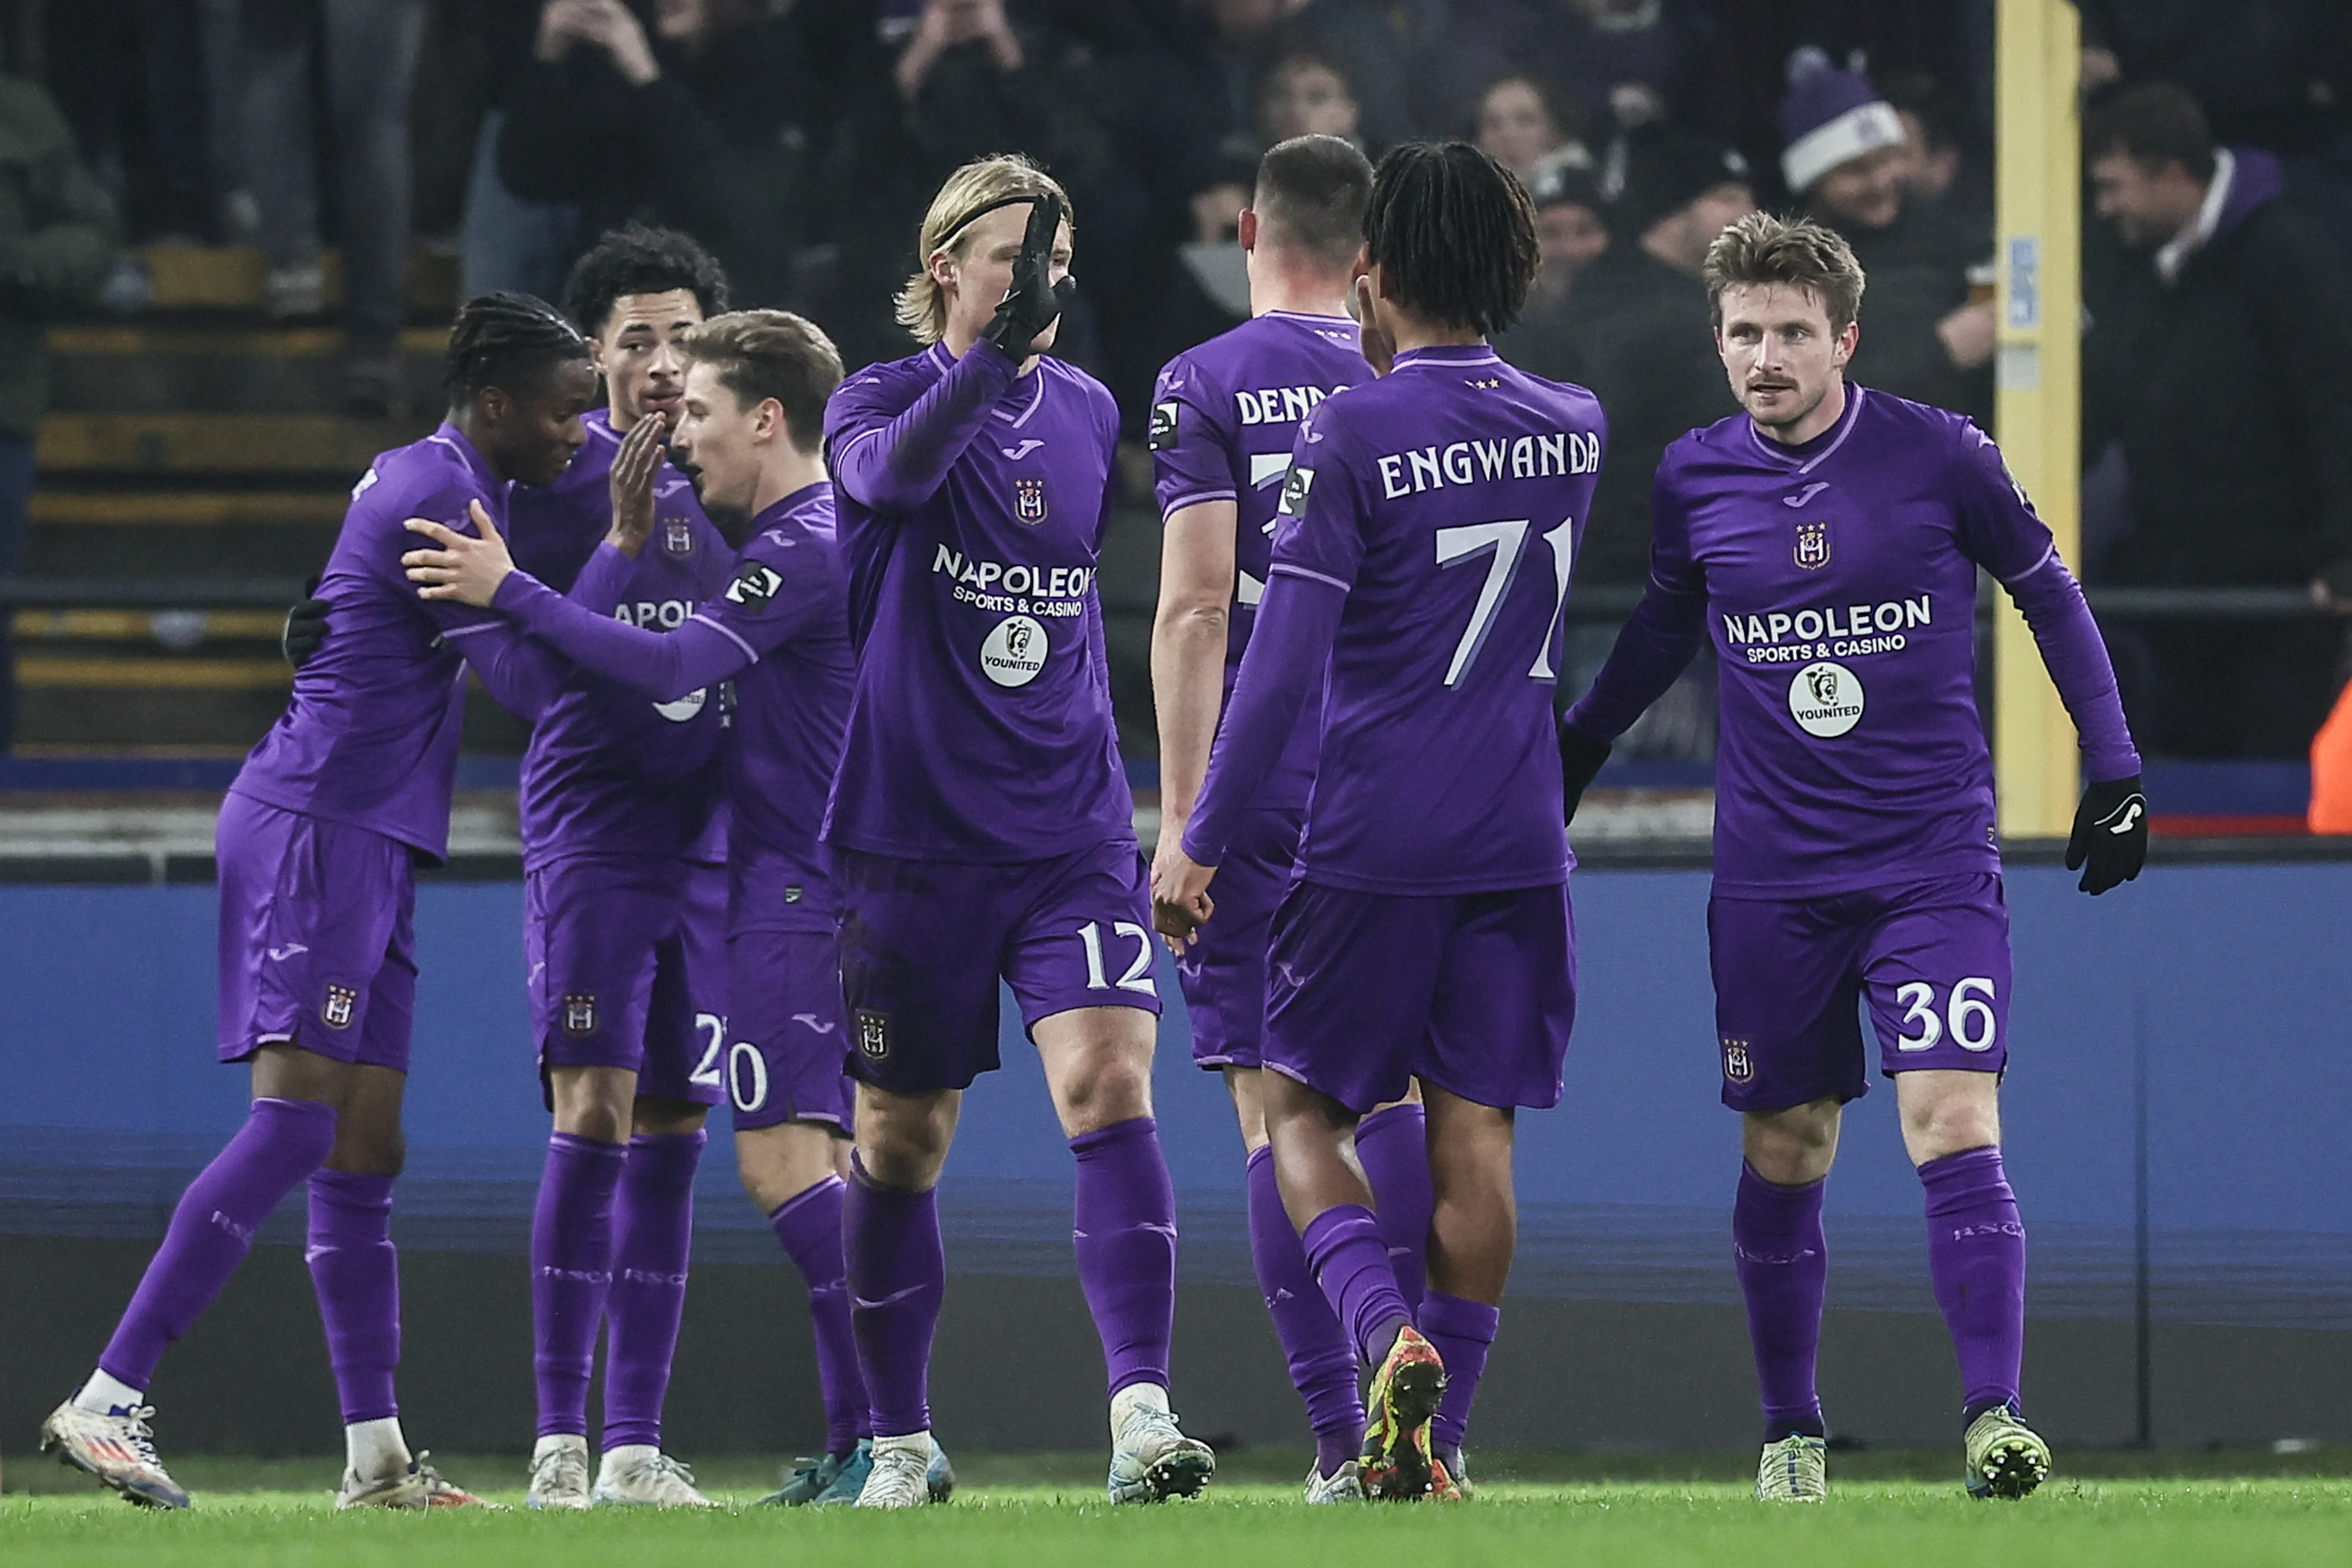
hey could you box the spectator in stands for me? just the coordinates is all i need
[1881,70,1991,239]
[2084,81,2352,759]
[1780,50,1994,422]
[239,0,425,416]
[1556,126,1751,589]
[458,0,582,304]
[1492,149,1605,383]
[1416,0,1707,148]
[1255,41,1360,147]
[1474,70,1585,183]
[498,0,816,314]
[1195,0,1413,154]
[0,70,116,750]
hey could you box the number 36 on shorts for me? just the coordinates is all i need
[1893,976,1998,1052]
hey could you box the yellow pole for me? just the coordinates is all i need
[1992,0,2083,837]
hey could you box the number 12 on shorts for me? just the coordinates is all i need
[1079,921,1159,996]
[1893,977,1997,1052]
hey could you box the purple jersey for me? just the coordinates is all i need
[232,424,538,860]
[489,483,854,933]
[1192,346,1604,894]
[823,344,1131,861]
[507,409,731,870]
[1150,312,1362,807]
[1570,388,2139,895]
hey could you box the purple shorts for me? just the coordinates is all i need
[833,840,1164,1095]
[726,927,854,1133]
[524,854,728,1108]
[216,791,417,1071]
[1262,878,1576,1115]
[1708,872,2013,1114]
[1175,803,1302,1072]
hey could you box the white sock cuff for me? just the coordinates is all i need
[76,1369,145,1415]
[345,1415,410,1480]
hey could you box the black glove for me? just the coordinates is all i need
[282,578,329,669]
[2065,773,2147,895]
[980,192,1077,363]
[1560,722,1613,826]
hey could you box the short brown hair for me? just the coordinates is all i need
[1254,134,1373,268]
[1702,212,1867,332]
[679,309,843,454]
[2085,82,2217,186]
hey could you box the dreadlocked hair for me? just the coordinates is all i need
[442,292,591,399]
[1362,141,1540,336]
[558,222,731,337]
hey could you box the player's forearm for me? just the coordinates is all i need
[1150,603,1229,824]
[568,542,636,616]
[491,571,748,701]
[2005,554,2141,781]
[1181,573,1340,865]
[832,344,1018,513]
[438,617,563,722]
[1563,581,1707,742]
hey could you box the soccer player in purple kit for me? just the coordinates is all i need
[1159,141,1599,1502]
[818,156,1215,1507]
[402,307,951,1508]
[39,295,595,1510]
[1147,132,1436,1504]
[500,225,736,1510]
[1556,213,2147,1502]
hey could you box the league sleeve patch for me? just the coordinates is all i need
[726,561,784,609]
[1148,399,1179,451]
[1277,465,1316,518]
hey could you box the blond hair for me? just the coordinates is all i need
[679,310,844,454]
[1702,212,1866,332]
[894,154,1076,345]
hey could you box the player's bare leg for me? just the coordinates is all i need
[1738,1097,1840,1501]
[843,1082,958,1507]
[1262,1072,1443,1501]
[1033,1006,1215,1502]
[1896,1071,2046,1499]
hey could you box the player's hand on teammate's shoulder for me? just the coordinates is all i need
[402,499,518,609]
[2064,773,2147,896]
[1148,834,1216,950]
[607,413,666,557]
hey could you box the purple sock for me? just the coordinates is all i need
[1245,1145,1363,1474]
[1355,1103,1433,1310]
[603,1129,703,1451]
[1734,1163,1828,1439]
[99,1097,337,1391]
[1920,1145,2027,1420]
[531,1133,625,1439]
[1420,1289,1498,1469]
[306,1169,401,1424]
[1069,1116,1177,1398]
[843,1156,944,1438]
[771,1174,872,1457]
[1300,1204,1414,1367]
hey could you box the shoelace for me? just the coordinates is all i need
[118,1406,167,1469]
[647,1454,700,1493]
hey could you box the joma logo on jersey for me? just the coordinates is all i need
[663,518,695,557]
[1793,519,1831,570]
[321,984,358,1031]
[1721,1038,1755,1084]
[1235,385,1340,426]
[854,1010,891,1061]
[563,994,597,1036]
[1014,478,1048,524]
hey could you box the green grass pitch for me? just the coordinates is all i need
[7,1453,2352,1568]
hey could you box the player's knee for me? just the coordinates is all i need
[330,1129,404,1178]
[1050,1050,1154,1134]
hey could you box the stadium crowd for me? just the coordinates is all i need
[4,0,2351,769]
